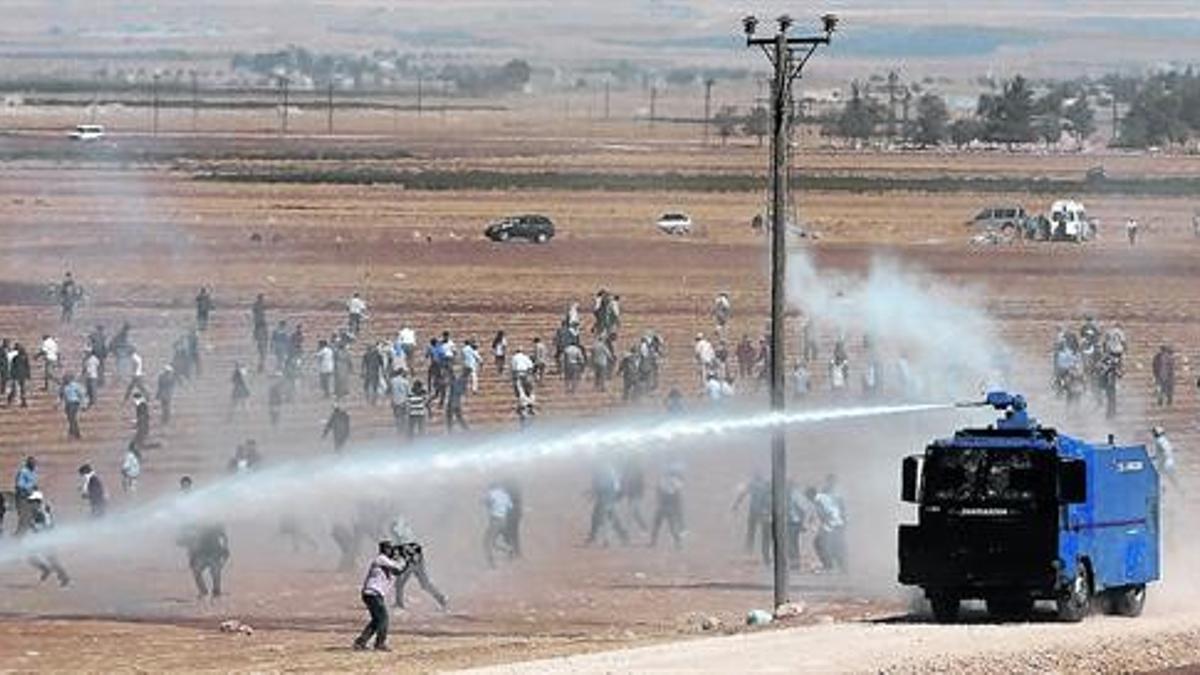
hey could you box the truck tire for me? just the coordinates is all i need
[498,231,510,242]
[535,232,548,243]
[1057,566,1091,622]
[928,593,960,623]
[1108,585,1146,617]
[987,596,1034,621]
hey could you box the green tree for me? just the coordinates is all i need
[1064,96,1096,145]
[742,105,769,146]
[714,105,739,145]
[949,117,982,147]
[977,75,1035,145]
[836,82,882,141]
[912,93,949,146]
[1119,78,1188,147]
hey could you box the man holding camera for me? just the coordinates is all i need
[354,540,406,652]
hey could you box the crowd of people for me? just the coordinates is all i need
[3,272,1191,653]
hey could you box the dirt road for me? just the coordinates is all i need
[470,610,1200,674]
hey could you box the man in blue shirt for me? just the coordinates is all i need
[60,374,85,440]
[13,456,38,534]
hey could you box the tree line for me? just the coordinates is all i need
[817,69,1200,150]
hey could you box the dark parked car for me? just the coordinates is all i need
[484,214,555,243]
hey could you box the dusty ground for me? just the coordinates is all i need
[0,112,1198,672]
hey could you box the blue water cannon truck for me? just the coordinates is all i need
[898,391,1160,622]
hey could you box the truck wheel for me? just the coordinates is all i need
[535,233,548,243]
[1057,566,1091,622]
[1109,585,1146,617]
[928,593,960,623]
[987,596,1033,621]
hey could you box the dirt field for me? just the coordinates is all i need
[0,113,1199,672]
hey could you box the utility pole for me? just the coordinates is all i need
[649,85,657,127]
[151,73,160,136]
[604,78,611,120]
[278,75,290,135]
[886,70,899,141]
[327,81,334,135]
[743,11,836,611]
[703,78,715,145]
[417,74,423,117]
[190,69,198,132]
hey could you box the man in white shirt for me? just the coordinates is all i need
[123,347,147,401]
[37,335,59,392]
[483,484,514,568]
[315,340,335,399]
[510,348,534,399]
[398,326,417,359]
[461,340,482,393]
[694,333,715,383]
[347,293,368,336]
[83,350,101,408]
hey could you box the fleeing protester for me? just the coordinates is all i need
[0,339,9,402]
[712,292,732,339]
[585,463,629,547]
[131,391,151,450]
[7,342,29,407]
[155,365,177,425]
[591,336,612,392]
[228,362,251,420]
[445,369,469,433]
[60,373,85,440]
[1126,217,1139,246]
[732,472,772,564]
[388,369,410,432]
[36,334,60,391]
[809,484,847,573]
[461,339,481,394]
[1152,345,1176,407]
[491,330,508,375]
[14,456,39,534]
[388,516,449,611]
[562,341,585,394]
[121,443,141,494]
[178,521,230,599]
[252,293,269,372]
[122,346,147,402]
[347,292,368,336]
[58,271,83,323]
[87,325,109,386]
[353,541,405,651]
[195,286,214,331]
[406,380,429,439]
[271,321,291,372]
[510,347,534,399]
[83,348,100,408]
[315,339,335,399]
[482,483,515,568]
[649,463,686,549]
[78,463,106,517]
[532,337,548,384]
[619,458,648,533]
[267,376,286,430]
[323,405,351,453]
[26,492,69,587]
[501,478,524,559]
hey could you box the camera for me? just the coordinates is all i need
[396,542,422,562]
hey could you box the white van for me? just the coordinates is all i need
[1048,200,1095,242]
[68,124,105,141]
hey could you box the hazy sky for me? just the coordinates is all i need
[3,1,1199,78]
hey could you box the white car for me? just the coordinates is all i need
[656,212,692,235]
[68,124,105,141]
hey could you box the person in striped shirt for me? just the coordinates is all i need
[406,380,429,439]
